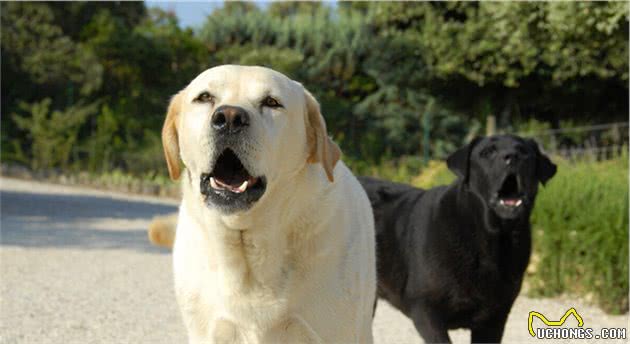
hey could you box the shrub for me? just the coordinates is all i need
[411,160,455,189]
[86,104,120,173]
[346,155,424,183]
[529,153,629,314]
[11,98,98,170]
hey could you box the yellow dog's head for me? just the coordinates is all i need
[162,65,340,214]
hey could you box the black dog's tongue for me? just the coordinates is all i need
[501,198,521,206]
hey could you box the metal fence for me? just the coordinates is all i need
[517,122,629,161]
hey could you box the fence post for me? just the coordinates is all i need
[486,115,496,136]
[422,98,435,166]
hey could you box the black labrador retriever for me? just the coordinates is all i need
[360,135,557,343]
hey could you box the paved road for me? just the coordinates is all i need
[1,177,627,343]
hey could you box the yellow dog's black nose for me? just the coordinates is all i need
[212,105,250,135]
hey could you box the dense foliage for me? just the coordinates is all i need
[1,1,628,174]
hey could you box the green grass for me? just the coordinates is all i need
[346,155,425,183]
[529,153,628,313]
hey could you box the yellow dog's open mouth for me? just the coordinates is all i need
[200,149,266,212]
[207,149,261,193]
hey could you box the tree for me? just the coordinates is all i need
[12,99,98,170]
[417,2,629,124]
[1,1,627,173]
[0,2,102,107]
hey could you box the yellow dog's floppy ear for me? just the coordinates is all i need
[304,89,341,182]
[162,92,184,180]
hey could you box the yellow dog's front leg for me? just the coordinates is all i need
[264,315,323,344]
[212,318,245,344]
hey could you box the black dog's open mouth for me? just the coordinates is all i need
[200,149,266,212]
[497,174,523,209]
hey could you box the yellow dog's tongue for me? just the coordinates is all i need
[210,177,258,193]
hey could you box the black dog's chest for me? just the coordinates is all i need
[438,254,522,328]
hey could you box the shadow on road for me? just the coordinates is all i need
[0,190,177,253]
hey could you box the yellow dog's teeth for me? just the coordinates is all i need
[210,177,220,190]
[235,181,248,193]
[210,177,248,193]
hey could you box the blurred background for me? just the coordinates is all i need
[1,1,628,317]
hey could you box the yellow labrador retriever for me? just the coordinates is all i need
[158,65,375,343]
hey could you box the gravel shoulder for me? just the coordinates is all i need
[1,177,627,343]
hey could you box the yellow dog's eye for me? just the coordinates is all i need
[262,96,282,108]
[194,91,214,103]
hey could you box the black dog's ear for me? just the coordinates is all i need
[447,137,482,182]
[526,139,557,185]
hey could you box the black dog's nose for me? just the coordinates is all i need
[503,151,519,165]
[211,105,250,134]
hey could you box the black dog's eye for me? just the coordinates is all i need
[194,91,214,103]
[261,96,282,108]
[516,145,528,155]
[480,145,497,158]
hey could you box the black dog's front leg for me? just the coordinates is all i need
[470,310,510,343]
[409,303,451,343]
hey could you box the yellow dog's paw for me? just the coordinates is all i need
[147,213,177,248]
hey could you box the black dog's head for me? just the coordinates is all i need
[447,135,557,221]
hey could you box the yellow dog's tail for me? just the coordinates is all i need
[148,213,178,248]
